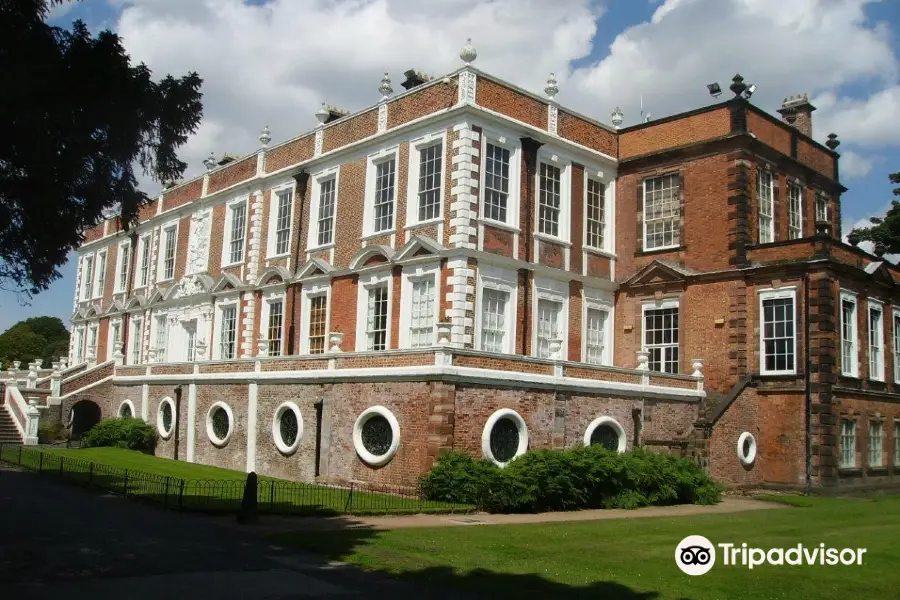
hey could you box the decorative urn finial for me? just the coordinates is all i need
[259,125,271,148]
[544,73,559,100]
[378,72,393,100]
[825,133,841,150]
[202,152,217,171]
[611,106,624,129]
[315,103,330,125]
[460,38,477,65]
[729,74,747,97]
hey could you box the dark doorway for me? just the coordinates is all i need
[70,400,101,440]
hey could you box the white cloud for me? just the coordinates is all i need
[839,150,878,179]
[109,0,898,191]
[814,86,900,147]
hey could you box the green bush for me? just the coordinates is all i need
[82,417,156,453]
[38,422,67,444]
[420,447,722,513]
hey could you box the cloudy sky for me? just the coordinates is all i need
[3,0,898,331]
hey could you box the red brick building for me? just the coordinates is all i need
[48,50,898,491]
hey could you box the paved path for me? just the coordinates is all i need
[220,495,785,534]
[0,466,476,599]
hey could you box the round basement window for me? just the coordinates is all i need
[272,401,304,455]
[206,401,235,448]
[482,409,528,467]
[118,399,135,419]
[353,406,400,467]
[157,397,176,439]
[737,432,757,466]
[583,416,627,453]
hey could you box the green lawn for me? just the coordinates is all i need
[0,446,471,516]
[274,494,900,600]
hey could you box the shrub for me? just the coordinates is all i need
[420,446,722,513]
[82,417,156,453]
[38,422,67,444]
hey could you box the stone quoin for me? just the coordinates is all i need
[32,46,898,492]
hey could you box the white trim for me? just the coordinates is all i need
[363,145,400,237]
[136,233,152,289]
[737,431,757,466]
[641,174,681,252]
[353,405,400,467]
[868,298,885,382]
[213,296,240,360]
[300,282,331,355]
[475,265,518,354]
[482,408,528,467]
[206,401,235,447]
[532,277,569,360]
[272,401,304,455]
[582,171,613,254]
[266,181,297,259]
[114,240,131,294]
[306,167,340,252]
[583,416,626,452]
[117,399,136,419]
[478,127,521,230]
[839,290,858,378]
[156,219,180,283]
[259,291,287,356]
[355,269,393,351]
[582,290,614,366]
[92,249,107,300]
[534,150,571,243]
[399,262,440,349]
[405,129,448,228]
[221,195,249,268]
[758,286,798,376]
[157,396,176,439]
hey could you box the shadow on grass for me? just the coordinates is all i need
[271,524,694,600]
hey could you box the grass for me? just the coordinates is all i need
[274,494,900,600]
[0,446,472,516]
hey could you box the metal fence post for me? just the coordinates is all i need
[123,469,129,497]
[344,483,355,514]
[178,479,185,511]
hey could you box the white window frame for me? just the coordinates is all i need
[405,130,447,227]
[642,174,681,251]
[815,193,831,224]
[788,182,803,240]
[532,277,569,360]
[80,255,94,301]
[93,250,107,299]
[152,313,168,363]
[307,167,339,251]
[266,183,296,258]
[840,419,856,469]
[300,282,331,355]
[840,291,858,378]
[74,326,85,363]
[584,174,609,252]
[157,221,179,282]
[893,309,900,385]
[107,317,122,359]
[475,265,517,355]
[757,168,774,244]
[642,298,680,374]
[399,262,440,349]
[868,299,885,382]
[363,145,400,237]
[136,233,151,288]
[128,316,142,365]
[869,420,884,467]
[758,287,798,376]
[87,323,98,359]
[115,241,130,293]
[355,270,393,352]
[221,196,248,267]
[260,291,286,357]
[479,130,521,229]
[582,290,614,366]
[213,296,240,360]
[534,152,571,243]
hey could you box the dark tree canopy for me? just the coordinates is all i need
[0,0,203,295]
[850,172,900,254]
[0,316,71,368]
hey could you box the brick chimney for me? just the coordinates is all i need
[777,93,816,138]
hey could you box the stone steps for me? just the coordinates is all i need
[0,406,23,445]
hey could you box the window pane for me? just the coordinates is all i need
[484,143,510,222]
[644,307,679,373]
[268,301,283,356]
[536,299,562,358]
[761,297,795,374]
[229,202,247,264]
[585,308,608,365]
[317,178,336,246]
[410,278,435,348]
[366,286,388,351]
[757,170,774,244]
[418,144,442,221]
[586,179,605,249]
[308,296,327,354]
[538,163,561,237]
[788,184,802,239]
[481,288,508,353]
[219,307,236,360]
[643,175,680,250]
[374,159,396,232]
[275,191,293,255]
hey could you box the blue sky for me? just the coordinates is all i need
[3,0,898,333]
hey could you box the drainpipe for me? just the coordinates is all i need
[519,137,544,355]
[287,171,309,356]
[313,398,323,477]
[804,272,812,495]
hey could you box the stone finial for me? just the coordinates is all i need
[315,103,330,126]
[460,38,477,65]
[729,74,747,97]
[692,359,704,379]
[611,106,624,129]
[874,241,887,258]
[59,357,68,370]
[378,72,393,100]
[328,332,344,353]
[259,125,271,148]
[544,73,559,100]
[548,338,563,360]
[203,152,217,171]
[257,337,269,358]
[847,231,861,247]
[436,322,452,346]
[12,360,21,371]
[825,133,840,150]
[636,349,649,371]
[196,340,207,360]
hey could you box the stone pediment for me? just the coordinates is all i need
[621,260,697,288]
[349,245,395,270]
[296,257,335,281]
[165,274,215,301]
[394,235,444,262]
[256,266,292,287]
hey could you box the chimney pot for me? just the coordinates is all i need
[777,92,816,138]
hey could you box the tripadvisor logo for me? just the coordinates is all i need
[675,535,867,575]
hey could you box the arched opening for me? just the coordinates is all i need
[69,400,102,440]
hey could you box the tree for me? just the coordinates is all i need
[0,1,203,296]
[849,172,900,253]
[0,316,70,368]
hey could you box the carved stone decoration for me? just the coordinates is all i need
[548,105,558,135]
[377,103,388,133]
[458,70,476,105]
[187,209,211,275]
[173,275,203,299]
[314,129,323,156]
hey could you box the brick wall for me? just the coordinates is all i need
[709,386,763,487]
[619,107,731,159]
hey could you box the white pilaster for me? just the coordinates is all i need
[246,363,259,473]
[449,123,480,250]
[187,363,198,463]
[446,257,475,348]
[141,380,150,422]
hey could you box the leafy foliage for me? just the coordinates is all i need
[849,172,900,253]
[0,1,203,294]
[0,316,70,367]
[82,417,156,453]
[420,447,722,513]
[38,421,68,444]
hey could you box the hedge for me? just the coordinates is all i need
[420,446,722,513]
[81,417,157,453]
